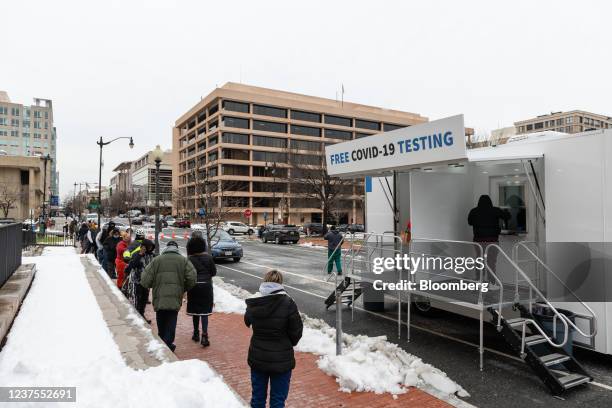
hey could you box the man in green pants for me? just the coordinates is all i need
[324,226,344,275]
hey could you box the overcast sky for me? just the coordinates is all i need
[2,0,611,198]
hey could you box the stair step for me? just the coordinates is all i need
[558,373,590,389]
[525,335,548,346]
[506,318,527,326]
[540,353,571,366]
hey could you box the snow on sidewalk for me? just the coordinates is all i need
[212,278,469,403]
[0,247,243,408]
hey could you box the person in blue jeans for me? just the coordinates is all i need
[245,270,303,408]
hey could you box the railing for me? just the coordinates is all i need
[0,223,22,287]
[512,241,598,343]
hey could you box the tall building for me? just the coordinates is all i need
[173,82,427,225]
[110,161,133,196]
[0,91,58,197]
[515,110,612,136]
[131,149,173,213]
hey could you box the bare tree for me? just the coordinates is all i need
[286,147,356,230]
[172,188,187,217]
[0,185,23,218]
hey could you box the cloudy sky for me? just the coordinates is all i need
[2,0,611,198]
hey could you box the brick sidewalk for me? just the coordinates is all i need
[150,306,451,408]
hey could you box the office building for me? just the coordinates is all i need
[0,91,58,197]
[172,82,427,225]
[131,149,173,213]
[0,155,52,220]
[515,110,612,136]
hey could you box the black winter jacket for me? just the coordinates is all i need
[245,293,303,374]
[468,195,511,241]
[103,236,121,263]
[324,230,343,251]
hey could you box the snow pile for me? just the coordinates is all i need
[213,283,247,314]
[1,247,244,408]
[212,278,468,400]
[295,316,469,398]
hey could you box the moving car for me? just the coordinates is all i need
[302,222,324,236]
[174,218,191,228]
[261,224,300,244]
[194,227,243,262]
[223,221,254,235]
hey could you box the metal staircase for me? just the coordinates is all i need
[324,277,362,309]
[490,306,592,395]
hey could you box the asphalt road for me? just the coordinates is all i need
[170,236,612,408]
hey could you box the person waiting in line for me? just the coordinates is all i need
[467,194,510,282]
[245,270,303,408]
[141,241,196,352]
[324,225,344,275]
[103,228,121,280]
[124,229,156,322]
[115,228,132,289]
[186,235,216,347]
[97,221,116,276]
[78,222,89,254]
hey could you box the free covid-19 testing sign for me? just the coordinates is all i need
[325,114,467,176]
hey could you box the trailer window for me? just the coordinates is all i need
[499,184,527,233]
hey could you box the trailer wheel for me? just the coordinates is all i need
[412,296,440,317]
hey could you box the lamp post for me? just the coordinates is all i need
[41,154,51,223]
[265,162,277,224]
[152,145,164,255]
[97,136,134,227]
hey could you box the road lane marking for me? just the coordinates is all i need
[240,259,333,286]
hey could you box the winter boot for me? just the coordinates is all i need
[201,333,210,347]
[192,330,200,342]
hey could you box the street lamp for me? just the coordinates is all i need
[41,154,52,224]
[97,136,134,227]
[152,145,164,255]
[265,162,277,225]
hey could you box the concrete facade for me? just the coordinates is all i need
[0,92,58,197]
[515,110,612,136]
[173,82,427,225]
[0,155,52,220]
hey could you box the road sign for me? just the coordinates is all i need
[198,208,206,217]
[50,195,59,206]
[244,209,252,217]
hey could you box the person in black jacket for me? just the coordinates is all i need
[468,195,510,277]
[103,228,121,279]
[245,270,303,408]
[186,235,216,347]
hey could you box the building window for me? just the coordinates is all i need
[11,107,19,116]
[324,115,352,127]
[291,154,321,166]
[253,104,287,118]
[10,130,19,137]
[355,119,380,131]
[222,132,249,145]
[383,123,405,131]
[252,150,287,163]
[222,165,250,176]
[223,100,250,113]
[566,117,573,124]
[0,106,7,115]
[208,151,218,162]
[209,135,218,146]
[223,116,249,129]
[253,120,287,133]
[556,119,563,126]
[252,135,287,148]
[0,118,6,125]
[11,118,19,127]
[290,124,321,137]
[355,133,372,139]
[534,122,543,130]
[526,124,533,131]
[209,103,219,116]
[291,139,321,151]
[222,148,250,160]
[291,110,321,123]
[253,166,288,178]
[325,129,352,140]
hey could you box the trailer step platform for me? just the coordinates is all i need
[490,306,592,395]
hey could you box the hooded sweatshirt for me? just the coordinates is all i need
[244,283,303,374]
[323,230,343,251]
[467,195,510,241]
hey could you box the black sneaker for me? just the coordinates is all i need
[191,331,200,342]
[201,334,210,347]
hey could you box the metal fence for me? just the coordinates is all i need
[21,225,76,248]
[0,223,22,287]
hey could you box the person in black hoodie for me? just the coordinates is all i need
[245,270,303,408]
[103,228,121,279]
[468,195,510,277]
[186,235,216,347]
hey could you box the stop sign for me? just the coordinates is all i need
[244,209,252,218]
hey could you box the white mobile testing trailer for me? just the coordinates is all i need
[325,115,610,395]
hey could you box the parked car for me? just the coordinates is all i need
[194,228,243,262]
[156,218,168,229]
[85,213,98,223]
[175,218,191,228]
[223,221,254,235]
[348,223,365,233]
[101,221,129,232]
[261,224,300,244]
[164,216,176,226]
[302,222,324,236]
[131,216,143,225]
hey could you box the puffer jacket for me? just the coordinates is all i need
[141,247,196,311]
[244,283,303,374]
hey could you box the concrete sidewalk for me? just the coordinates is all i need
[150,308,452,408]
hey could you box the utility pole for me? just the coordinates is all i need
[41,154,51,223]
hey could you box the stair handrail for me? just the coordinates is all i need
[485,244,569,349]
[513,241,598,339]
